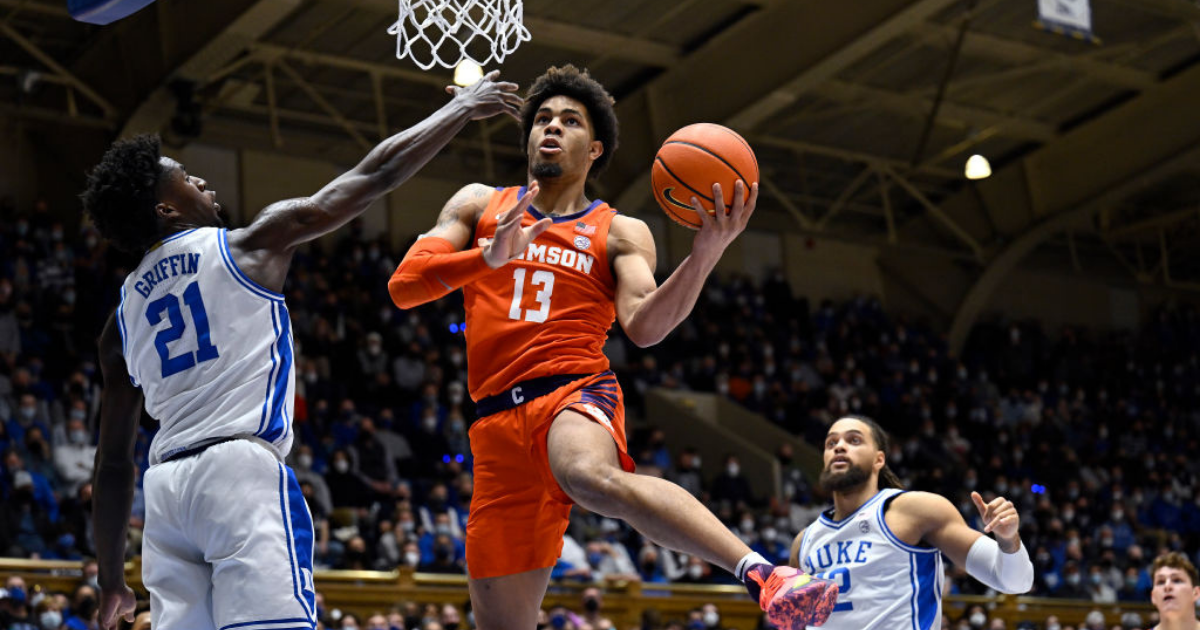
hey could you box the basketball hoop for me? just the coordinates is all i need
[388,0,531,71]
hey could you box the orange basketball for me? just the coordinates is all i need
[651,123,759,230]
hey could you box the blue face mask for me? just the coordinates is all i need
[8,586,26,604]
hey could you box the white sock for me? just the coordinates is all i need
[735,551,771,581]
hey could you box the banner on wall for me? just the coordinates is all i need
[1035,0,1099,43]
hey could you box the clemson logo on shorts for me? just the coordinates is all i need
[579,403,613,431]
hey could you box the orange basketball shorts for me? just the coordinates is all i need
[465,370,635,579]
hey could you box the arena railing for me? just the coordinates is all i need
[0,558,1157,629]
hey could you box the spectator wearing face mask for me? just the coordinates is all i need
[670,449,704,499]
[52,418,93,496]
[7,395,50,449]
[33,597,63,630]
[699,603,721,630]
[418,534,464,574]
[438,603,462,630]
[960,604,988,630]
[325,449,374,509]
[290,444,334,516]
[709,455,754,508]
[0,577,35,630]
[578,588,608,629]
[62,584,97,630]
[1087,565,1118,603]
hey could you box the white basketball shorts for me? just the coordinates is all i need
[142,438,316,630]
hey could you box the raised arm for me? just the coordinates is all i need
[388,183,548,309]
[92,313,143,630]
[227,72,523,292]
[613,181,757,348]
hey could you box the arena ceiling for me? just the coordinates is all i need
[3,0,1200,347]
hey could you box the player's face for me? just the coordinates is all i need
[158,157,225,229]
[527,95,603,180]
[1151,567,1200,616]
[820,418,882,492]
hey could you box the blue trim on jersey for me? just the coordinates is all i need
[260,303,293,443]
[116,286,139,387]
[908,554,919,630]
[818,489,890,529]
[256,305,280,436]
[874,494,939,554]
[257,304,283,439]
[219,618,314,630]
[218,229,285,301]
[160,228,198,245]
[517,186,606,223]
[285,465,316,618]
[277,464,316,623]
[915,552,939,630]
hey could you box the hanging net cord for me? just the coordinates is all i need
[389,0,531,70]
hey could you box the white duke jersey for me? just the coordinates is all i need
[117,227,295,465]
[797,488,944,630]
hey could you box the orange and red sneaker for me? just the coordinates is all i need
[745,564,839,629]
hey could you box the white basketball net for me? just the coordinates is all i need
[389,0,531,70]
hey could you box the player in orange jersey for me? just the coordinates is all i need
[388,65,837,630]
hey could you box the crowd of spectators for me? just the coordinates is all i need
[0,199,1196,629]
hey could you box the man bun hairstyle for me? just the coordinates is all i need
[843,414,905,490]
[520,65,619,177]
[80,134,166,253]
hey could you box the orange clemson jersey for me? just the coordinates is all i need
[463,186,619,401]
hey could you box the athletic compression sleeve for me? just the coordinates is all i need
[964,535,1034,594]
[388,236,492,309]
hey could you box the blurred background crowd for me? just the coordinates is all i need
[0,200,1195,630]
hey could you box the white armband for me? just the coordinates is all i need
[964,535,1034,594]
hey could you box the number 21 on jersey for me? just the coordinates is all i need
[509,268,555,323]
[145,280,220,378]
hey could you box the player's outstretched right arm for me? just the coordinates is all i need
[226,72,522,293]
[388,183,548,308]
[92,313,142,630]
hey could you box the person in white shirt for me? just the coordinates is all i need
[53,417,95,495]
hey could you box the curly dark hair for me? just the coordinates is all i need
[520,65,619,177]
[80,134,166,253]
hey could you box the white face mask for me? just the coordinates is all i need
[703,611,719,628]
[298,454,313,470]
[40,611,62,630]
[726,464,739,477]
[969,612,986,627]
[688,564,704,579]
[334,460,349,474]
[405,551,420,566]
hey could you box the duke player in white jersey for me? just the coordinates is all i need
[789,416,1034,630]
[83,72,523,630]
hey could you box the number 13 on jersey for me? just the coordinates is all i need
[509,268,555,323]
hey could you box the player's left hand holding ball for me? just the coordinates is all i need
[971,490,1021,550]
[446,70,524,120]
[98,583,136,630]
[690,180,758,257]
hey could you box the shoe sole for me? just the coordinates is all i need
[767,580,839,630]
